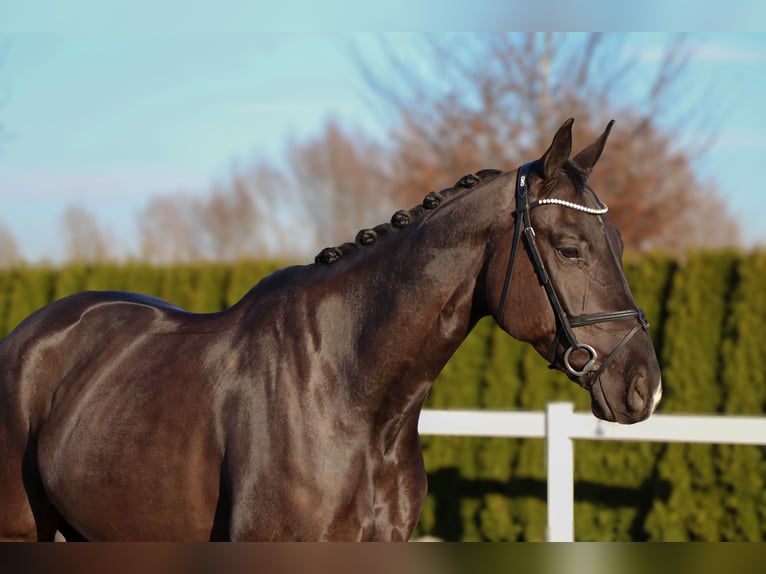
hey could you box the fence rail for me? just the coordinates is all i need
[417,403,766,541]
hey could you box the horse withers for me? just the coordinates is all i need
[0,118,660,541]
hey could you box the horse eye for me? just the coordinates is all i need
[558,246,580,260]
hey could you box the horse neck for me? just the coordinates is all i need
[318,185,507,434]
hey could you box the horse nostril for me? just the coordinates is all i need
[628,369,647,413]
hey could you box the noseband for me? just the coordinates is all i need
[496,162,649,389]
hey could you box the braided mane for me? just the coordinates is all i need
[314,169,503,265]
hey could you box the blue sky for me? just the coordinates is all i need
[1,29,766,261]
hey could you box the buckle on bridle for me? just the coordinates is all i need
[563,343,599,377]
[637,308,649,331]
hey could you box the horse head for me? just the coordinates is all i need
[486,118,662,423]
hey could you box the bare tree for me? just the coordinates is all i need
[358,33,738,254]
[135,34,737,263]
[137,121,393,263]
[61,205,112,263]
[197,163,304,260]
[0,222,22,267]
[139,162,313,263]
[139,193,204,264]
[287,120,392,248]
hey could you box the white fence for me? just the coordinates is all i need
[418,403,766,542]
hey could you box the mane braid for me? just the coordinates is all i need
[314,169,503,265]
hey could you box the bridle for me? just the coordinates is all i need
[496,162,649,389]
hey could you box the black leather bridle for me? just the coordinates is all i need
[497,162,649,389]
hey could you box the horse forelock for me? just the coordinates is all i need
[314,169,504,266]
[563,161,590,195]
[540,160,589,198]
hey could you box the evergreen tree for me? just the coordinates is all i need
[195,263,231,312]
[53,263,88,300]
[715,252,766,540]
[644,251,737,540]
[474,324,525,540]
[570,253,676,540]
[0,269,11,339]
[122,262,164,297]
[4,266,56,335]
[420,318,493,540]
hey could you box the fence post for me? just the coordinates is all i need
[546,402,574,542]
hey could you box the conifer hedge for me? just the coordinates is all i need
[0,251,764,540]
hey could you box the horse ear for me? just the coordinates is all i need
[539,118,574,180]
[572,120,615,176]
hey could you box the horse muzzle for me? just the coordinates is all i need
[588,363,662,424]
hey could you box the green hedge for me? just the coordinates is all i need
[1,252,765,541]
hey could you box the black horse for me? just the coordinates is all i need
[0,119,661,541]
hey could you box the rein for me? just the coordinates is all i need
[497,162,649,388]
